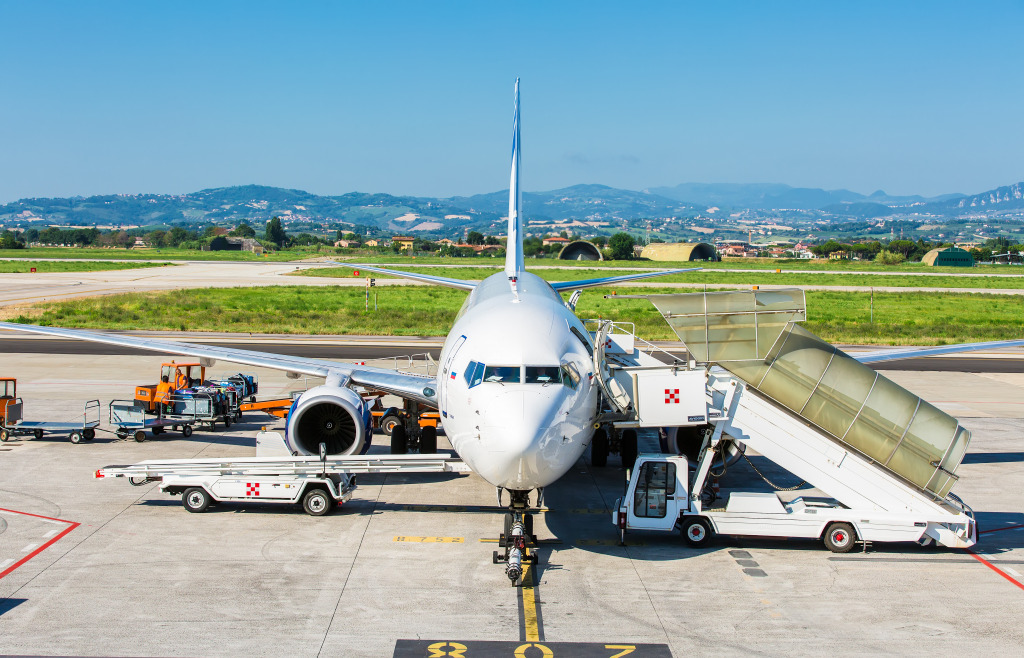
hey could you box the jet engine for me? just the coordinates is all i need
[285,385,372,456]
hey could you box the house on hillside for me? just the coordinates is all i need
[333,239,361,248]
[542,236,571,247]
[392,236,415,251]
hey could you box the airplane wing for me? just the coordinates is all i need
[549,267,702,291]
[852,338,1024,364]
[0,322,438,405]
[324,263,476,290]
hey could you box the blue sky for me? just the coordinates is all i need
[1,2,1022,203]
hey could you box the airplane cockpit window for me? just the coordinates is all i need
[561,363,581,389]
[525,366,562,384]
[464,361,480,386]
[483,365,520,383]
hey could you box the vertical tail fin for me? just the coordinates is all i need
[505,78,525,290]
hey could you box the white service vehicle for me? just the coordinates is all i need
[96,431,470,516]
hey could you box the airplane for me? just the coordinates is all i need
[2,79,1023,585]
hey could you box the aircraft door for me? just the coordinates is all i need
[439,335,467,418]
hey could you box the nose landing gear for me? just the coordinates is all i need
[492,489,538,586]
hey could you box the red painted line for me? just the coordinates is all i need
[0,507,79,580]
[979,524,1024,535]
[963,549,1024,592]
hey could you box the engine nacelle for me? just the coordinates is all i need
[285,385,372,456]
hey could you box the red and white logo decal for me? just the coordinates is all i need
[664,389,680,404]
[246,482,260,497]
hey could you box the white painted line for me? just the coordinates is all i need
[1006,567,1023,580]
[21,544,37,553]
[0,559,14,569]
[43,528,59,538]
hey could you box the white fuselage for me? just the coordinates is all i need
[434,271,599,491]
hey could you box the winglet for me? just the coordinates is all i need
[505,78,525,296]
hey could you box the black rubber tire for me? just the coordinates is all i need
[302,488,333,516]
[83,428,95,440]
[681,517,713,548]
[133,430,146,442]
[182,425,193,438]
[224,416,232,429]
[115,430,128,440]
[152,426,164,435]
[591,428,609,467]
[69,431,83,444]
[390,424,408,454]
[381,414,401,436]
[420,426,437,454]
[0,429,9,442]
[182,487,212,513]
[823,522,857,553]
[503,512,513,541]
[34,429,44,440]
[524,513,534,540]
[235,410,242,420]
[620,429,638,470]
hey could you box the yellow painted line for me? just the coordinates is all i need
[393,536,464,543]
[521,548,540,642]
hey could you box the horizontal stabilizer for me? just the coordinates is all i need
[324,263,476,291]
[549,267,701,291]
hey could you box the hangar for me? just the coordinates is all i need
[557,240,603,261]
[922,247,974,267]
[640,242,718,262]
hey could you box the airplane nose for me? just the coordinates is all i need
[475,390,565,488]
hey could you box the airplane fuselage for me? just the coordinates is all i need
[434,271,599,491]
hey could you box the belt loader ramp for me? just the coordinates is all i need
[600,289,977,550]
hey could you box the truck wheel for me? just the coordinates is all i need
[823,522,857,553]
[182,425,193,438]
[0,429,9,442]
[591,428,609,467]
[302,488,333,516]
[420,426,437,454]
[69,431,83,444]
[390,425,408,454]
[620,429,638,470]
[115,430,128,440]
[34,429,44,440]
[133,430,146,442]
[183,487,212,513]
[224,416,232,429]
[152,426,164,435]
[681,517,713,548]
[381,414,401,436]
[83,428,95,440]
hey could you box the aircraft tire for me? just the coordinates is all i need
[420,426,437,454]
[620,429,638,470]
[391,425,408,454]
[591,428,609,467]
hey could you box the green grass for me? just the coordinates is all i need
[297,265,1024,289]
[0,260,167,273]
[0,247,325,261]
[11,285,1023,345]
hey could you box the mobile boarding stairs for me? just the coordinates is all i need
[589,288,977,550]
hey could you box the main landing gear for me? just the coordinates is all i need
[492,488,539,586]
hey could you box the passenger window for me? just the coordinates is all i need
[483,365,520,383]
[633,462,676,518]
[561,363,581,389]
[525,366,560,384]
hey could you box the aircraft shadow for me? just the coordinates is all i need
[0,598,27,618]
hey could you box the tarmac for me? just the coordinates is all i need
[1,349,1023,657]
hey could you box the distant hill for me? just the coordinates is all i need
[922,181,1024,212]
[647,182,963,210]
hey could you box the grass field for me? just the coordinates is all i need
[0,260,167,273]
[0,247,322,261]
[9,285,1022,345]
[297,265,1024,289]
